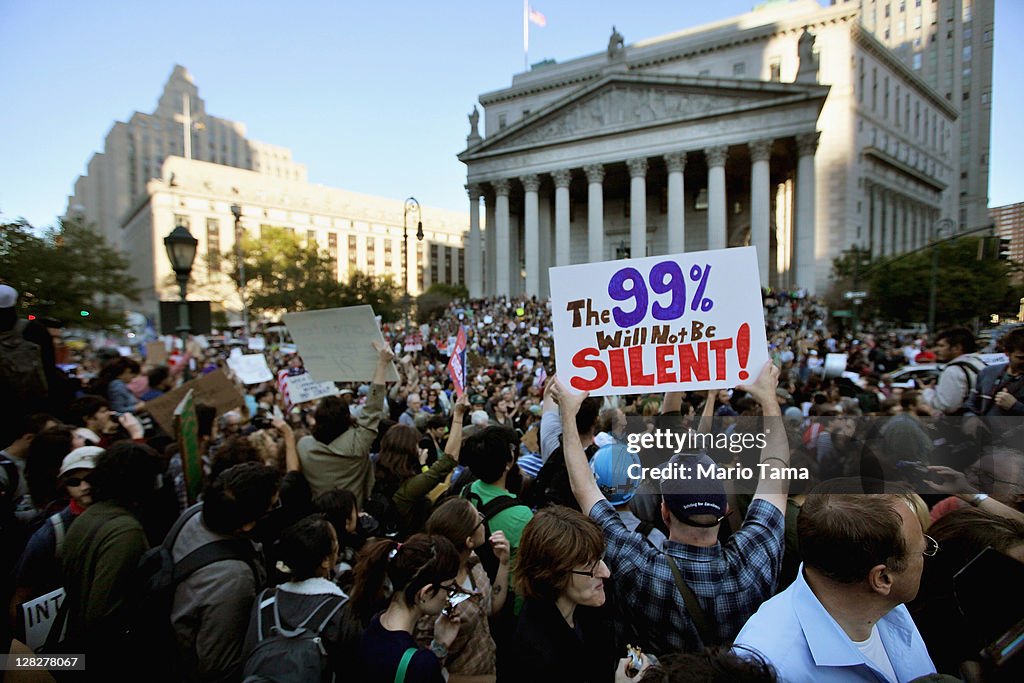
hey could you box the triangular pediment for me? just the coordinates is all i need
[460,74,827,160]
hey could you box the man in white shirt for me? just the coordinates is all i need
[923,327,986,415]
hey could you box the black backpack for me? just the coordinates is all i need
[461,486,529,584]
[127,504,262,680]
[0,320,48,407]
[242,587,347,683]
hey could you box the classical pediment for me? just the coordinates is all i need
[460,74,828,160]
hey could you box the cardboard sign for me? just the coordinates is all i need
[146,369,246,434]
[283,371,340,405]
[227,353,274,385]
[549,246,769,396]
[174,390,203,505]
[282,305,399,382]
[146,341,168,366]
[247,336,266,351]
[19,588,65,652]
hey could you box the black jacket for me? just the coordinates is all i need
[508,598,616,683]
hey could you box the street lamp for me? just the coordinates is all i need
[403,197,423,332]
[230,203,250,339]
[927,217,956,335]
[164,224,198,381]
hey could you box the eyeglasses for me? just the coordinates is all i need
[473,511,486,533]
[570,560,605,578]
[922,534,940,557]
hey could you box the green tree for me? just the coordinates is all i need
[417,282,469,321]
[340,270,403,322]
[859,237,1021,327]
[0,216,139,328]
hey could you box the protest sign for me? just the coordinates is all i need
[146,341,168,365]
[283,305,399,382]
[247,336,266,351]
[146,369,246,434]
[174,389,203,505]
[404,334,423,352]
[549,246,768,396]
[20,587,65,651]
[283,371,340,405]
[117,346,132,357]
[227,353,274,385]
[447,326,468,397]
[824,353,848,378]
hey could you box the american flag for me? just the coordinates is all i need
[447,326,468,397]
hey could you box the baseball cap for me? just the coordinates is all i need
[59,446,103,477]
[469,393,487,405]
[339,388,354,396]
[0,284,17,309]
[660,453,727,527]
[591,443,641,505]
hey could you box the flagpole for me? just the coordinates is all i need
[523,0,528,71]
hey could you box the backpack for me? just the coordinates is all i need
[0,319,48,406]
[946,357,986,415]
[126,504,262,680]
[461,486,529,584]
[527,440,599,511]
[242,587,347,683]
[364,478,401,538]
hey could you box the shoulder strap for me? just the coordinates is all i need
[394,647,417,683]
[478,493,527,521]
[164,503,205,551]
[255,588,275,642]
[50,512,66,557]
[173,538,257,583]
[663,553,717,646]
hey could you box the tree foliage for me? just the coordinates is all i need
[854,237,1022,327]
[0,216,139,328]
[223,226,403,320]
[417,282,469,321]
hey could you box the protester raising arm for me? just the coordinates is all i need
[444,393,469,460]
[271,417,299,472]
[539,377,562,465]
[549,378,603,516]
[738,361,791,516]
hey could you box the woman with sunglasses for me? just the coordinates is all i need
[413,497,510,683]
[511,505,618,683]
[352,533,462,683]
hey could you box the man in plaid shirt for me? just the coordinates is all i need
[550,361,790,655]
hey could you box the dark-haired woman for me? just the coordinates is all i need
[353,534,462,683]
[92,356,145,414]
[414,497,510,683]
[242,514,346,682]
[511,505,617,683]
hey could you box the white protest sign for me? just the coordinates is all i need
[227,353,274,385]
[529,326,540,335]
[483,315,493,325]
[824,353,848,378]
[284,372,341,405]
[247,336,266,351]
[279,343,298,355]
[117,346,132,357]
[549,246,769,396]
[20,587,65,651]
[282,305,399,382]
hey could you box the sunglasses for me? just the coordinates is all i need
[65,476,91,487]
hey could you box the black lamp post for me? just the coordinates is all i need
[164,224,198,380]
[230,203,250,339]
[403,197,423,332]
[927,218,955,334]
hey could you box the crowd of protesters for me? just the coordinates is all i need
[1,280,1023,682]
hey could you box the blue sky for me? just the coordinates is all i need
[0,0,1019,229]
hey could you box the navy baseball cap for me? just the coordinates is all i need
[660,453,727,527]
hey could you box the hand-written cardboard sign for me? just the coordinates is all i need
[146,341,168,366]
[549,246,769,396]
[146,369,246,434]
[283,305,399,382]
[19,587,65,651]
[174,389,203,505]
[283,371,340,405]
[227,353,274,385]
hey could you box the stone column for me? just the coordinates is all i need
[466,184,483,298]
[664,152,686,254]
[795,132,818,290]
[485,195,496,295]
[521,174,541,297]
[871,184,884,259]
[627,157,648,259]
[584,164,605,262]
[493,179,511,297]
[553,169,572,266]
[885,192,897,256]
[749,139,773,287]
[705,146,728,250]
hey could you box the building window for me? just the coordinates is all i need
[328,233,338,279]
[913,15,921,29]
[884,28,890,40]
[885,4,890,18]
[872,68,878,110]
[884,77,890,118]
[384,240,393,269]
[984,30,992,42]
[207,218,220,273]
[732,62,746,76]
[306,230,316,247]
[348,235,357,266]
[430,244,440,284]
[981,91,990,105]
[698,69,710,77]
[175,214,190,229]
[858,58,865,102]
[895,86,901,125]
[963,2,971,22]
[963,45,972,62]
[769,60,781,82]
[366,239,375,266]
[498,114,507,130]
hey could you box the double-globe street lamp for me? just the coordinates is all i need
[164,225,198,381]
[403,197,424,333]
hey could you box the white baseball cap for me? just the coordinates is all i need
[0,284,17,309]
[59,446,104,477]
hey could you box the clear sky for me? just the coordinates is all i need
[0,0,1020,229]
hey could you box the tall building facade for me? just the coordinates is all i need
[460,0,959,296]
[990,202,1024,265]
[839,0,994,232]
[68,66,468,320]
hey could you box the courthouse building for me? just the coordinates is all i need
[460,0,961,296]
[67,66,467,320]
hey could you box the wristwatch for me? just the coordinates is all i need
[429,639,449,660]
[968,493,989,507]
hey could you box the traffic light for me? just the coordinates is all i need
[999,237,1011,261]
